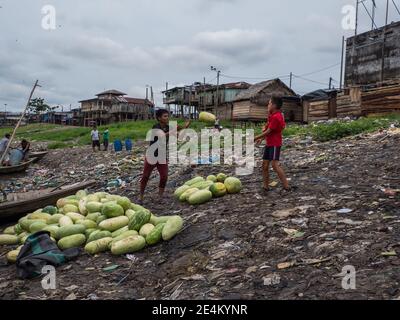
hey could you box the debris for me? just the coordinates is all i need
[277,262,296,270]
[337,208,353,214]
[65,293,77,300]
[381,251,397,257]
[103,265,120,272]
[263,273,281,286]
[338,219,363,226]
[245,266,257,274]
[65,285,79,292]
[87,293,99,300]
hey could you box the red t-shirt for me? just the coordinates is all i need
[266,111,285,147]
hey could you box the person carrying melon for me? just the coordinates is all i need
[139,109,191,204]
[254,96,291,192]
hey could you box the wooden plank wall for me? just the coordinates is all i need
[361,84,400,116]
[232,100,303,122]
[337,87,362,118]
[306,100,329,122]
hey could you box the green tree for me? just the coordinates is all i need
[28,98,56,114]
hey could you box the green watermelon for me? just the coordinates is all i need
[188,190,212,205]
[210,182,227,197]
[224,177,243,194]
[129,210,151,231]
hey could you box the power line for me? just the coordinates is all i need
[220,73,290,81]
[206,75,218,83]
[292,74,328,86]
[298,62,341,77]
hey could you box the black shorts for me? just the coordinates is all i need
[92,140,100,148]
[263,146,281,161]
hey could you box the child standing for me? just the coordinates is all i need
[91,125,100,152]
[254,96,290,192]
[103,128,110,151]
[139,109,190,203]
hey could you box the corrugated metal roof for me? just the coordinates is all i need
[234,78,296,102]
[96,89,127,96]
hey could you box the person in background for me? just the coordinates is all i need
[254,96,290,193]
[5,139,30,166]
[20,139,30,161]
[139,109,191,204]
[0,133,11,166]
[103,128,110,151]
[0,133,11,157]
[214,118,221,131]
[91,125,100,152]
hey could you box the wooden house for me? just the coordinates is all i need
[80,90,154,126]
[232,79,300,122]
[163,85,203,118]
[198,82,251,120]
[302,89,337,123]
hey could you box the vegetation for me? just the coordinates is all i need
[0,115,399,149]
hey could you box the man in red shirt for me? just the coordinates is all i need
[254,96,290,192]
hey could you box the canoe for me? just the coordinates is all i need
[0,180,96,221]
[0,158,37,175]
[29,151,48,162]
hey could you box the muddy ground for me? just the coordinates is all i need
[0,129,400,300]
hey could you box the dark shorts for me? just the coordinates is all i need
[263,146,281,161]
[92,140,100,148]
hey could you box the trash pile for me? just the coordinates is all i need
[0,145,147,194]
[0,190,183,263]
[174,174,242,205]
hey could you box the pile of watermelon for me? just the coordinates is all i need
[0,191,184,264]
[174,173,243,205]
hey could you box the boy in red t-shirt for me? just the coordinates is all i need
[254,96,290,192]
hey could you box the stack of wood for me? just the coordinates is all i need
[361,83,400,116]
[306,100,329,122]
[336,88,361,118]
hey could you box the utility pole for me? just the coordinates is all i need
[211,66,221,115]
[203,77,206,113]
[4,104,7,122]
[289,72,293,88]
[329,77,333,90]
[165,82,170,113]
[381,0,390,82]
[340,36,345,90]
[355,0,359,36]
[150,86,156,119]
[371,0,376,30]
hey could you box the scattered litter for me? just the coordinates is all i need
[381,251,397,257]
[103,265,120,272]
[337,208,353,214]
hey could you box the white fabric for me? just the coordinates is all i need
[91,130,100,141]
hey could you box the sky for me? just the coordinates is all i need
[0,0,399,112]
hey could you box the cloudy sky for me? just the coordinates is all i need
[0,0,398,111]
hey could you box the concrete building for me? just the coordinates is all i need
[345,21,400,86]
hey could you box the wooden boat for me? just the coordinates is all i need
[0,158,37,175]
[29,151,48,162]
[0,180,96,221]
